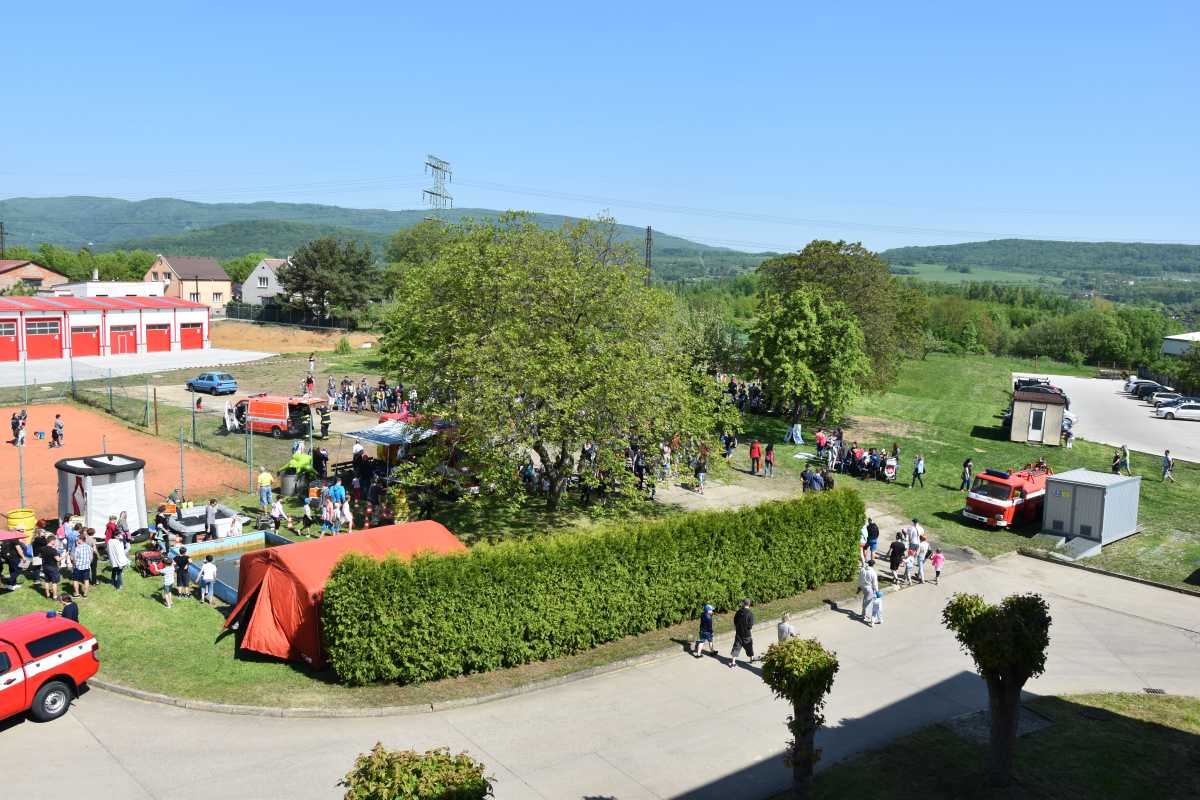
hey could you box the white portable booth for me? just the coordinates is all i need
[55,454,149,531]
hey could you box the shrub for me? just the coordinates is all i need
[334,335,352,355]
[322,489,862,685]
[340,744,493,800]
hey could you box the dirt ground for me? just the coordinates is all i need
[0,403,247,517]
[210,320,378,353]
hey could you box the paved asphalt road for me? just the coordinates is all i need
[1015,373,1200,463]
[4,554,1198,800]
[1,348,275,389]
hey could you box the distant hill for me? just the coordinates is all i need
[882,238,1200,277]
[0,196,770,282]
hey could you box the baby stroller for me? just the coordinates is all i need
[882,457,898,482]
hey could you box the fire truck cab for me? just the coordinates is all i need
[1,612,100,722]
[962,463,1053,528]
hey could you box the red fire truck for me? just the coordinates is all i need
[962,463,1053,528]
[1,612,100,722]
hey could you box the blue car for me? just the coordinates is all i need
[186,371,238,395]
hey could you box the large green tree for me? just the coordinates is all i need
[382,214,728,511]
[943,593,1052,787]
[383,219,457,297]
[748,288,870,421]
[758,240,924,390]
[278,237,377,321]
[761,638,839,800]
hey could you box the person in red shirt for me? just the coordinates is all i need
[748,439,762,476]
[103,515,119,542]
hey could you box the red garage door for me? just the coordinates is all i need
[71,326,101,357]
[25,319,63,360]
[110,325,137,355]
[0,321,17,362]
[180,322,204,350]
[146,324,171,353]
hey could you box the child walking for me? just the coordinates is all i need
[692,604,715,657]
[901,549,915,586]
[870,588,883,626]
[931,548,946,585]
[161,559,176,608]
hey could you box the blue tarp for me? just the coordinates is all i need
[342,420,438,447]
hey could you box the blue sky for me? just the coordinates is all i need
[3,1,1198,251]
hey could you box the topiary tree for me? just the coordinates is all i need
[942,593,1052,787]
[761,638,840,800]
[340,743,493,800]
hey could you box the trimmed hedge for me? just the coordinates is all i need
[322,489,863,685]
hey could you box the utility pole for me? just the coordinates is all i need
[645,226,653,287]
[422,155,453,222]
[0,221,6,258]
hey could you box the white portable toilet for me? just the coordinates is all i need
[55,454,148,532]
[1042,469,1141,558]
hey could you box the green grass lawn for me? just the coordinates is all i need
[808,693,1200,800]
[737,353,1199,587]
[895,262,1062,286]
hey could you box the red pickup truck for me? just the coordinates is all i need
[0,612,100,722]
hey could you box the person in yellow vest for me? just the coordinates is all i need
[257,466,274,511]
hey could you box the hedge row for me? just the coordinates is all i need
[321,489,863,685]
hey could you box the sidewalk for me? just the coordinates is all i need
[3,553,1198,800]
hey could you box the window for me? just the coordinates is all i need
[151,271,159,280]
[25,320,60,336]
[21,278,43,287]
[0,651,9,672]
[189,292,201,303]
[0,322,15,337]
[26,628,84,659]
[258,276,269,288]
[212,292,223,302]
[147,324,169,331]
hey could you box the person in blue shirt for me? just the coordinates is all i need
[329,478,347,505]
[692,604,715,658]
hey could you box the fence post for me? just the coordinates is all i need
[22,359,28,406]
[154,387,159,436]
[143,378,150,428]
[179,428,186,501]
[191,392,197,444]
[70,357,76,399]
[108,369,114,413]
[17,438,25,508]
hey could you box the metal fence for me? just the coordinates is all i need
[224,301,353,331]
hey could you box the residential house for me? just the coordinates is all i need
[1162,331,1200,357]
[0,260,69,293]
[145,255,231,312]
[242,257,289,305]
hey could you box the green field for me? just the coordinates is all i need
[808,693,1200,800]
[893,262,1061,285]
[737,353,1199,588]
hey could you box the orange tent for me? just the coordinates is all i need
[223,521,466,668]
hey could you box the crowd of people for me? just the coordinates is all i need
[8,409,66,448]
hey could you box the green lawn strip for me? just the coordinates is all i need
[804,693,1200,800]
[737,353,1198,582]
[0,564,854,708]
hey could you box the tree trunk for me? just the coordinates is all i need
[535,441,575,512]
[790,702,816,800]
[986,676,1022,787]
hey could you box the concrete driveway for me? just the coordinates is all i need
[1,348,275,389]
[1015,373,1200,463]
[3,553,1198,800]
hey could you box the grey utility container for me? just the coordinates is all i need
[1042,468,1141,545]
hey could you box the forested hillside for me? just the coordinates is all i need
[883,238,1200,276]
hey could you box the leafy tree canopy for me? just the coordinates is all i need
[278,236,378,321]
[381,213,732,510]
[942,592,1051,685]
[762,637,840,719]
[220,251,269,285]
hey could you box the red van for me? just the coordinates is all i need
[235,394,327,439]
[1,612,100,722]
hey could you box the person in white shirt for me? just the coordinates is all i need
[777,612,796,643]
[270,498,291,531]
[106,535,129,590]
[859,560,879,623]
[916,535,931,583]
[198,556,218,604]
[907,519,924,550]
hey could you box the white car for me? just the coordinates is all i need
[1156,402,1200,421]
[1151,392,1182,407]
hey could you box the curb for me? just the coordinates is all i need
[90,587,876,719]
[1018,548,1200,598]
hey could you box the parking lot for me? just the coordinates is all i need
[1015,372,1200,463]
[0,348,275,389]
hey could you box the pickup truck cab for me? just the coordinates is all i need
[186,372,238,395]
[0,612,99,722]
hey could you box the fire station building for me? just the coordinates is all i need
[0,295,210,362]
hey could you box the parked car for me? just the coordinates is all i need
[1156,396,1199,409]
[1157,402,1200,421]
[1135,382,1172,400]
[1,612,100,722]
[186,372,238,395]
[1126,379,1158,394]
[1150,392,1182,406]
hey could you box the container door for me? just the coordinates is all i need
[110,326,137,354]
[1027,407,1046,443]
[25,319,63,359]
[180,322,203,350]
[0,320,18,361]
[71,326,101,357]
[0,643,25,720]
[146,324,171,353]
[1072,486,1104,540]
